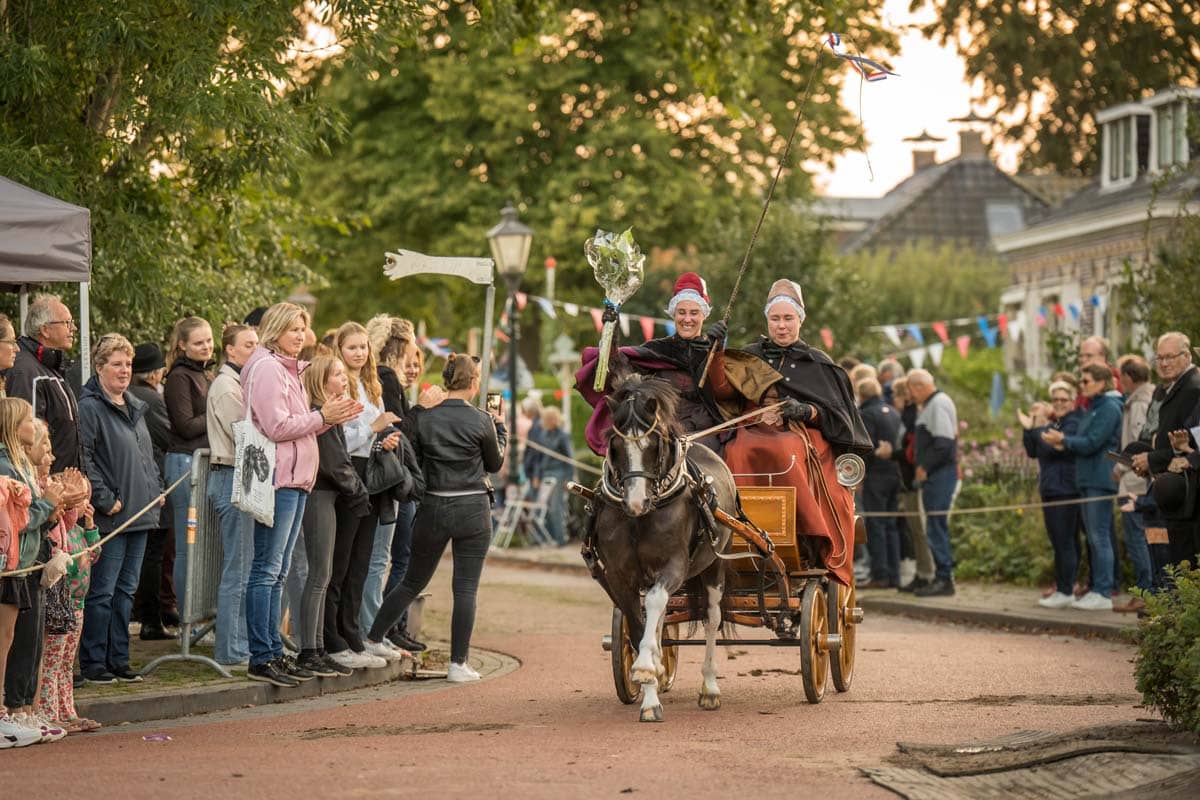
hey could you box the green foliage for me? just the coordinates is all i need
[950,475,1054,586]
[1122,209,1200,350]
[915,0,1200,173]
[1135,565,1200,733]
[300,1,895,338]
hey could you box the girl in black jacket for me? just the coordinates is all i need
[364,354,506,682]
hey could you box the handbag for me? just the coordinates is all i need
[44,575,76,635]
[231,360,277,527]
[365,427,414,499]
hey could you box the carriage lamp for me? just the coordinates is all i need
[835,453,866,488]
[487,201,534,494]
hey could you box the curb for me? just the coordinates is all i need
[488,552,1137,643]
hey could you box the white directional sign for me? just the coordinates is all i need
[384,249,494,286]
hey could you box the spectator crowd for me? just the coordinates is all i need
[1,294,510,749]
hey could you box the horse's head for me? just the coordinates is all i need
[605,375,680,517]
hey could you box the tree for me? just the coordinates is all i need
[300,2,896,338]
[914,0,1200,174]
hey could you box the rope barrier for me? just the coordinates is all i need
[519,436,602,475]
[0,473,190,578]
[856,492,1123,519]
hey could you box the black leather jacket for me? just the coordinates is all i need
[413,398,507,494]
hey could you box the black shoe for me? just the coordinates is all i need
[161,609,180,627]
[276,655,314,682]
[898,576,931,593]
[73,672,86,689]
[296,652,338,678]
[110,665,144,683]
[388,629,427,653]
[83,670,118,684]
[247,661,299,688]
[319,653,354,677]
[913,578,956,597]
[139,625,174,641]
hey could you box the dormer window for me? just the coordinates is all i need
[1098,106,1151,190]
[1106,117,1134,183]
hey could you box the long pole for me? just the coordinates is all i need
[508,293,520,491]
[479,283,495,410]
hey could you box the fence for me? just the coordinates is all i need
[141,449,230,679]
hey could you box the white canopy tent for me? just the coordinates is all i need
[0,176,93,378]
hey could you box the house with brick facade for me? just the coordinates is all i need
[995,86,1200,379]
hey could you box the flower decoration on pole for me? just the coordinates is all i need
[586,228,644,390]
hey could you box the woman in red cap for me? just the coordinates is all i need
[638,272,730,454]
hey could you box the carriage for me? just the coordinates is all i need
[583,458,865,706]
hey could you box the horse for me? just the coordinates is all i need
[593,374,737,722]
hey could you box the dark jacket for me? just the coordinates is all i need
[638,334,725,441]
[78,377,163,534]
[743,337,873,456]
[377,365,412,420]
[522,418,545,482]
[128,379,171,464]
[1062,392,1123,492]
[859,396,901,483]
[5,335,81,472]
[164,356,213,454]
[1147,365,1200,474]
[312,412,371,518]
[413,398,506,494]
[1023,410,1080,499]
[535,426,576,483]
[897,404,918,490]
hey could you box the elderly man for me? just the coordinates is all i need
[4,293,82,472]
[906,368,959,597]
[1133,332,1200,570]
[877,358,904,406]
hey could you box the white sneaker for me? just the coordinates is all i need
[359,652,388,668]
[327,650,359,670]
[1070,591,1114,611]
[0,714,41,748]
[447,662,480,683]
[363,640,402,662]
[13,712,66,743]
[1038,591,1073,609]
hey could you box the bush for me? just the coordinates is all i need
[951,474,1055,586]
[1135,565,1200,733]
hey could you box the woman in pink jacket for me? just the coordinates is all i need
[241,303,359,688]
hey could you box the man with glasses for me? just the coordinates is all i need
[1132,332,1200,571]
[4,293,82,472]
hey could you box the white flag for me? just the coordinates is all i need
[928,342,944,366]
[619,313,631,336]
[1010,311,1025,344]
[882,325,902,348]
[909,347,927,369]
[563,302,580,317]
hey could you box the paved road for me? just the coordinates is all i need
[8,563,1147,798]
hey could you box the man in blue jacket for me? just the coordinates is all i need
[906,369,959,597]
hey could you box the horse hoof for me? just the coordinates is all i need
[698,693,721,711]
[639,705,664,723]
[631,668,657,686]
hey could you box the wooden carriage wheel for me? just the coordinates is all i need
[828,580,857,692]
[798,581,829,704]
[658,623,680,693]
[611,608,642,704]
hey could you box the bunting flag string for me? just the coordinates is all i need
[927,341,944,367]
[882,325,902,348]
[589,308,604,332]
[931,321,949,344]
[909,347,927,369]
[820,328,835,350]
[639,316,655,341]
[956,335,970,360]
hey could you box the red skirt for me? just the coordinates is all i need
[724,423,855,587]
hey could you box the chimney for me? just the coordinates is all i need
[959,129,988,161]
[912,149,937,172]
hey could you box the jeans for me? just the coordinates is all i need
[208,467,253,664]
[359,501,397,634]
[1079,489,1116,597]
[1120,509,1153,592]
[862,475,900,585]
[246,488,307,667]
[369,494,492,664]
[164,451,194,611]
[382,500,416,637]
[300,490,338,652]
[920,465,957,582]
[283,526,307,637]
[1041,497,1081,596]
[545,480,570,545]
[81,530,149,674]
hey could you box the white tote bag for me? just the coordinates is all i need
[231,361,276,526]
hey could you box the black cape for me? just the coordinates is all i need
[743,336,873,457]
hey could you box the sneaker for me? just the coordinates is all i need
[110,665,144,683]
[364,639,406,662]
[13,712,66,743]
[0,714,41,749]
[72,673,85,689]
[247,661,300,688]
[139,625,174,641]
[380,638,415,660]
[388,629,428,653]
[319,653,354,677]
[1070,591,1114,611]
[83,670,118,684]
[898,576,930,593]
[447,662,481,683]
[913,578,955,597]
[357,651,388,669]
[296,652,339,678]
[276,655,314,682]
[1038,591,1073,609]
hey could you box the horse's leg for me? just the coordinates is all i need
[698,567,723,710]
[632,583,668,722]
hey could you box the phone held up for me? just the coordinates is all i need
[486,391,503,417]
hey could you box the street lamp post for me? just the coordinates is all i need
[487,201,533,496]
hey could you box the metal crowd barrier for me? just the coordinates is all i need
[141,449,231,679]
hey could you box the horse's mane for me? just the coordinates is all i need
[608,374,683,438]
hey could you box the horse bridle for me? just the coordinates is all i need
[601,413,688,508]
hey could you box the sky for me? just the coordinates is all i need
[812,0,1022,199]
